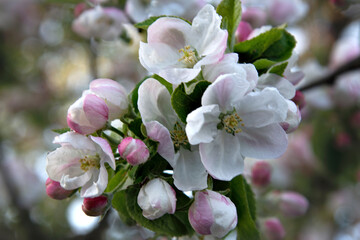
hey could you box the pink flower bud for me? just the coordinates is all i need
[242,7,267,28]
[291,90,306,110]
[118,137,150,166]
[279,191,309,217]
[89,79,128,120]
[236,21,253,42]
[137,178,176,220]
[188,190,237,238]
[261,217,286,240]
[46,178,75,200]
[67,93,109,135]
[251,161,272,187]
[82,195,108,216]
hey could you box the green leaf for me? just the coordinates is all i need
[112,190,136,225]
[171,81,211,123]
[128,118,145,138]
[52,127,71,134]
[152,74,173,94]
[216,0,242,51]
[269,62,289,76]
[230,175,260,240]
[105,167,128,193]
[125,185,193,236]
[253,59,288,76]
[234,25,296,63]
[135,16,191,30]
[133,153,169,184]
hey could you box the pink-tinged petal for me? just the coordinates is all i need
[202,74,250,111]
[186,104,221,145]
[189,191,213,235]
[158,67,201,84]
[238,88,288,128]
[173,148,208,191]
[258,73,296,99]
[46,146,85,181]
[80,166,107,197]
[138,78,177,129]
[147,17,191,49]
[241,63,258,92]
[90,136,115,170]
[61,170,93,190]
[190,4,227,62]
[83,94,109,130]
[144,121,175,167]
[139,42,180,74]
[90,78,128,120]
[239,124,288,159]
[200,131,244,181]
[53,132,96,151]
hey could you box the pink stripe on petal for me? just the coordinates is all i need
[83,94,109,129]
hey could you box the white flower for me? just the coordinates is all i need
[46,132,115,198]
[137,78,208,191]
[139,4,227,84]
[186,74,288,180]
[137,178,177,220]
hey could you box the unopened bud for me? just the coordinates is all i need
[279,191,309,217]
[292,90,306,110]
[236,21,253,42]
[188,190,237,238]
[261,217,286,240]
[82,195,108,216]
[118,137,150,166]
[46,178,75,200]
[137,178,176,220]
[251,161,272,187]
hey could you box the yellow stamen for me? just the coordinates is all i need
[80,154,100,172]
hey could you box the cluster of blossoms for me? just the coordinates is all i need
[46,1,306,238]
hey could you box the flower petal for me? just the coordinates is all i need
[200,131,244,181]
[257,73,296,99]
[239,123,288,159]
[202,73,250,111]
[83,93,109,130]
[186,104,221,145]
[80,166,107,197]
[138,78,178,129]
[173,148,208,191]
[237,87,288,128]
[90,136,116,170]
[158,67,201,84]
[53,132,97,151]
[144,121,175,167]
[60,170,93,190]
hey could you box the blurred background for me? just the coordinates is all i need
[0,0,359,239]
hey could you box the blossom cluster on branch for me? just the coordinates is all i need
[45,0,308,239]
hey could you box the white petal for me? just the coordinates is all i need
[53,132,96,152]
[138,78,178,129]
[237,88,288,128]
[186,105,221,145]
[144,121,175,167]
[202,74,250,111]
[60,170,93,190]
[158,67,201,84]
[239,124,288,159]
[200,131,244,181]
[190,4,227,62]
[90,136,116,170]
[80,165,108,197]
[257,73,296,99]
[173,148,208,191]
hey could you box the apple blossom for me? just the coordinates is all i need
[139,4,227,84]
[235,21,253,42]
[72,6,128,41]
[46,178,75,200]
[261,217,286,240]
[186,74,288,180]
[138,78,208,191]
[88,78,128,120]
[46,132,115,198]
[137,178,177,220]
[251,161,272,187]
[82,195,108,216]
[188,190,237,238]
[118,137,150,166]
[279,191,309,217]
[67,93,109,135]
[257,73,296,100]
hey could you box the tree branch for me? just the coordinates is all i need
[299,55,360,91]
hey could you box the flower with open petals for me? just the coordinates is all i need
[139,4,227,84]
[138,78,208,191]
[46,132,115,198]
[186,74,288,180]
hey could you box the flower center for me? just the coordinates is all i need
[80,154,100,172]
[218,109,245,135]
[178,45,198,68]
[170,122,191,151]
